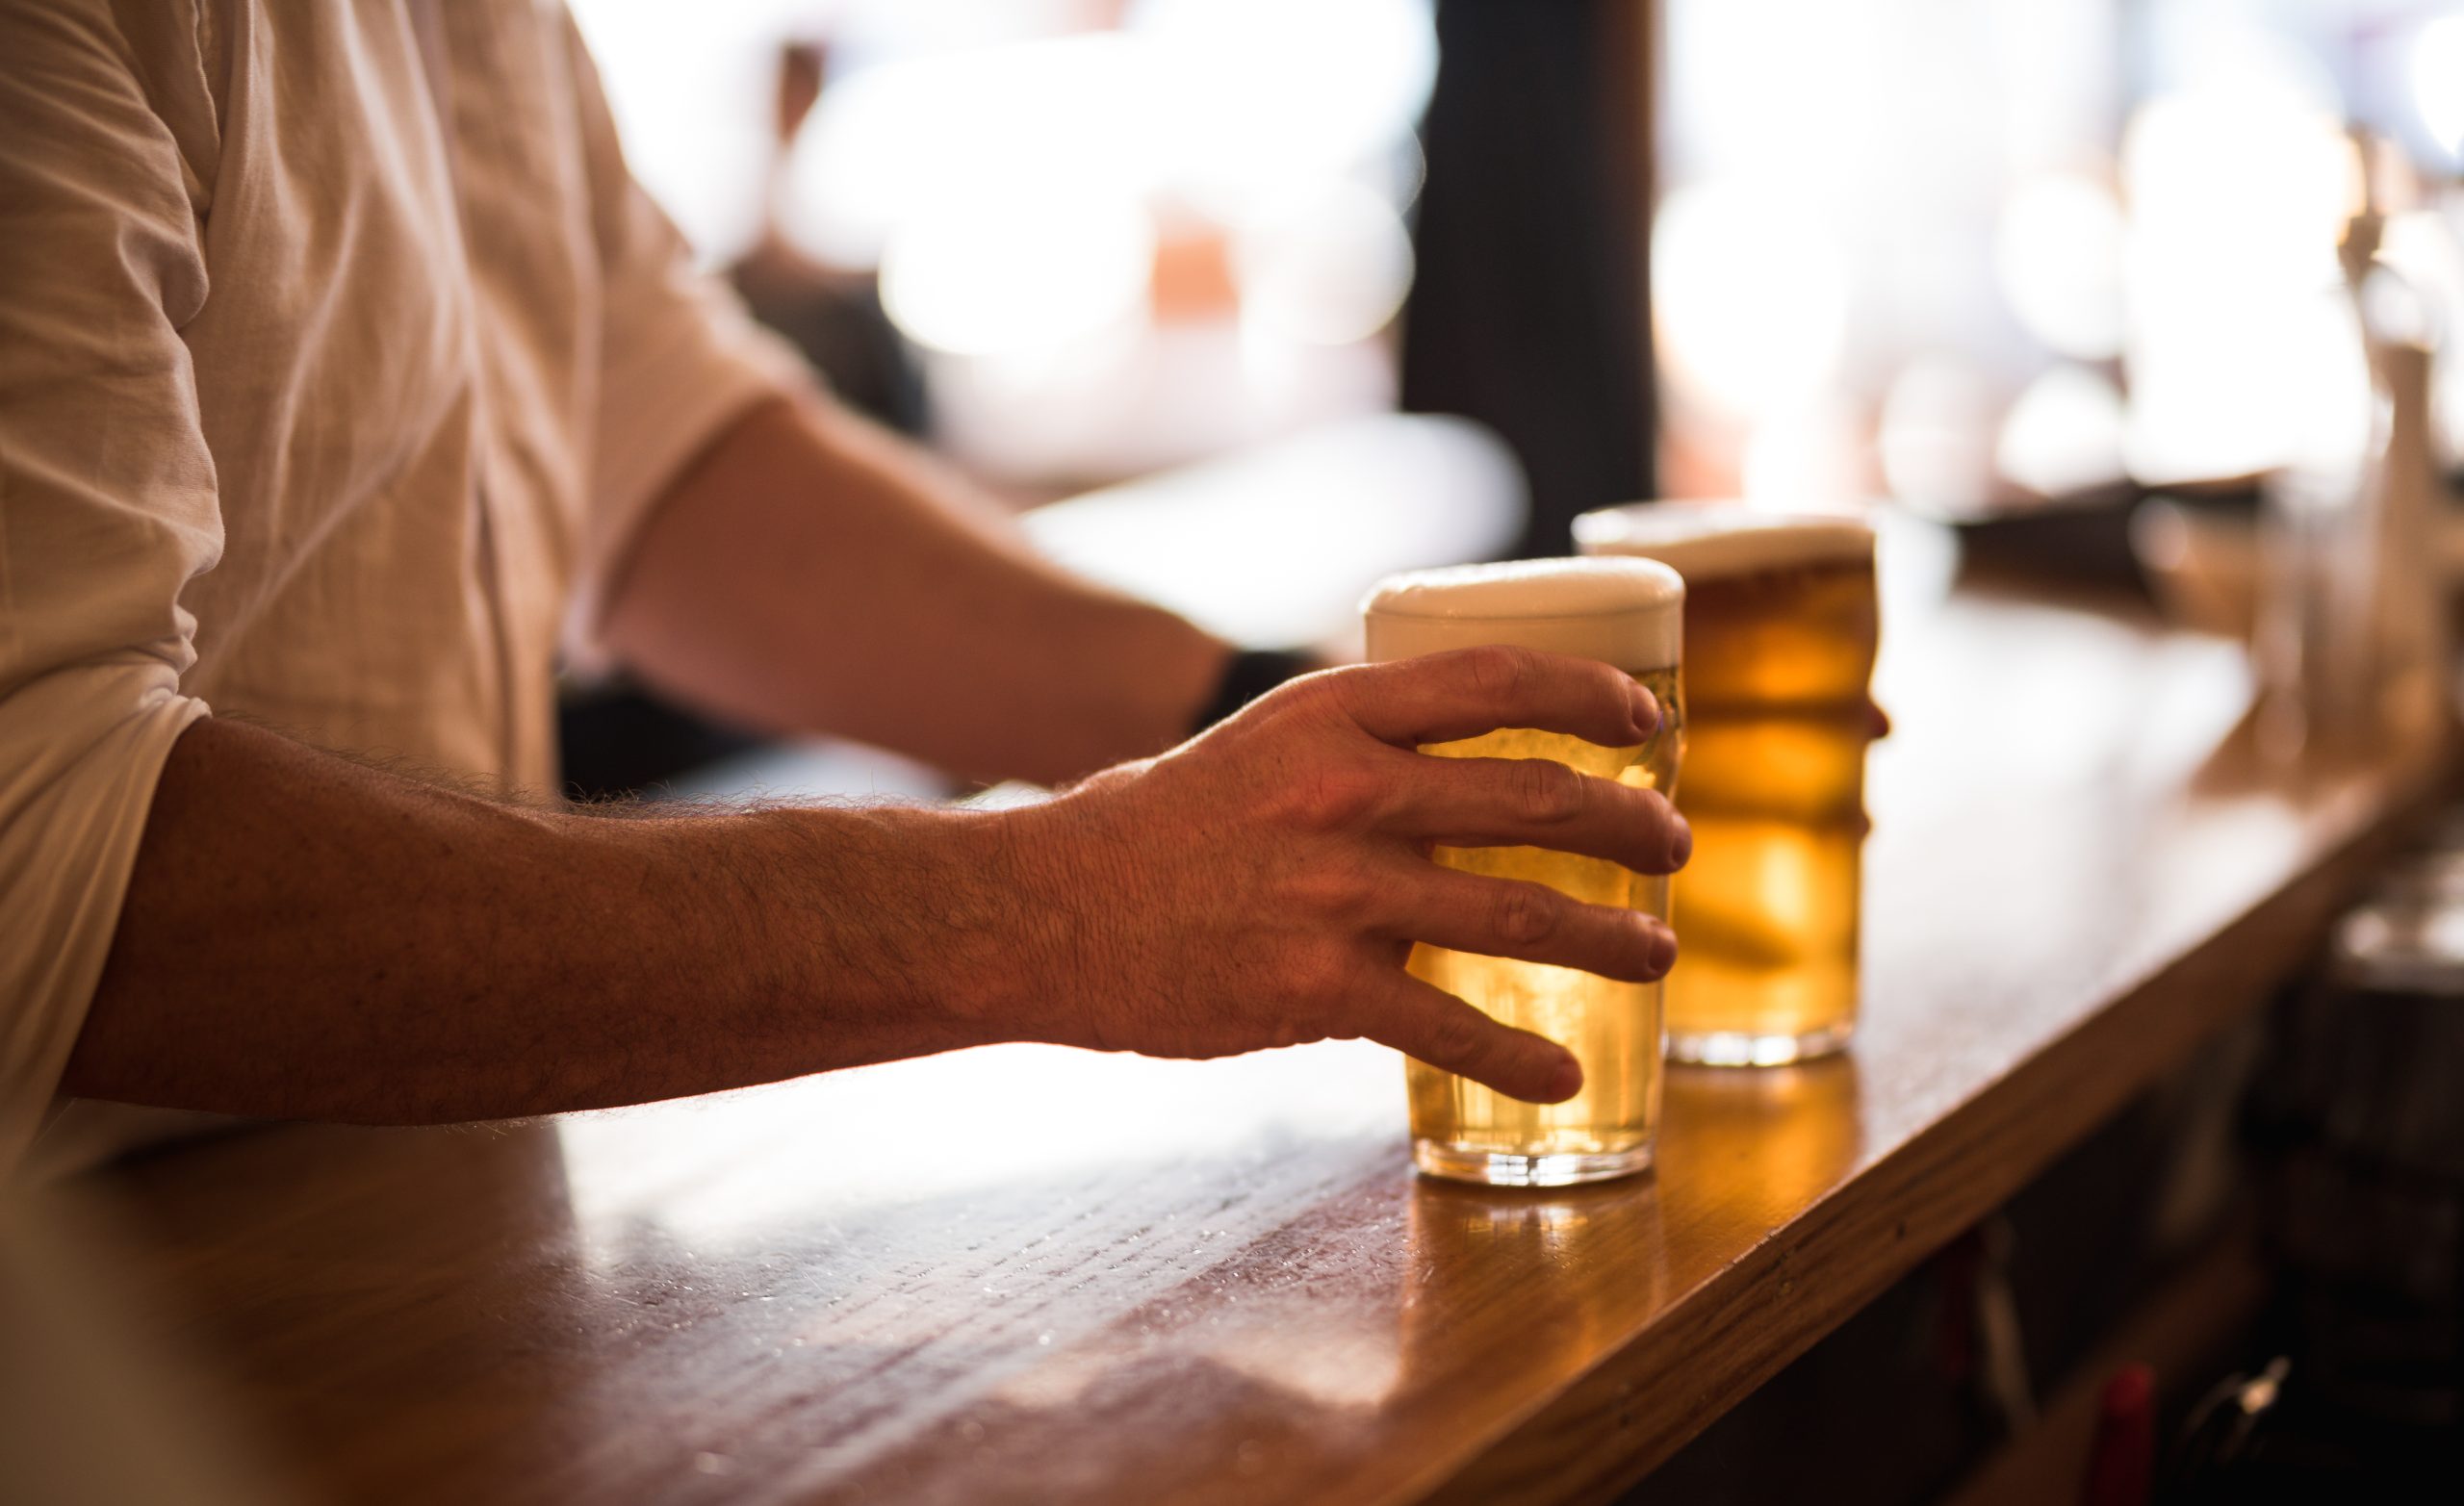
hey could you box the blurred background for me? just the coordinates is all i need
[576,0,1439,485]
[556,0,2464,800]
[36,10,2464,1501]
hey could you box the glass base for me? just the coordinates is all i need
[1412,1139,1656,1187]
[1667,1019,1854,1067]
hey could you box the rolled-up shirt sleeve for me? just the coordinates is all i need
[560,15,814,640]
[1,4,221,1168]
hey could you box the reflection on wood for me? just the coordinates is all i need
[98,585,2443,1505]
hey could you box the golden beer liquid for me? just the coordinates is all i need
[1404,666,1682,1175]
[1662,558,1877,1060]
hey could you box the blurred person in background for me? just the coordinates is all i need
[1,1,1688,1176]
[727,38,924,438]
[560,36,925,804]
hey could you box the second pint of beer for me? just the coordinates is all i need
[1363,558,1684,1187]
[1578,504,1879,1066]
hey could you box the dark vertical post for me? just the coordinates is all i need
[1401,0,1656,559]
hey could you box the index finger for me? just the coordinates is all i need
[1329,646,1659,750]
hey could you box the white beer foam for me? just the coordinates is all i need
[1363,556,1682,669]
[1573,502,1874,580]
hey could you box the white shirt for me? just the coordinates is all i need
[0,0,804,1173]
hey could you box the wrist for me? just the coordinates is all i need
[757,800,1069,1056]
[947,797,1083,1047]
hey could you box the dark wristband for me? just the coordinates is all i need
[1190,648,1319,735]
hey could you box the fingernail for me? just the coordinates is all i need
[1548,1054,1584,1102]
[1630,681,1660,738]
[1670,811,1694,866]
[1646,921,1680,976]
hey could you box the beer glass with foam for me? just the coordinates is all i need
[1363,558,1684,1185]
[1577,505,1879,1065]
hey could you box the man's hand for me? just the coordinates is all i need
[996,647,1690,1105]
[67,651,1681,1129]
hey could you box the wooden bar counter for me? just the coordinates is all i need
[92,560,2446,1505]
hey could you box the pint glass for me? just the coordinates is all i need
[1577,505,1878,1065]
[1363,557,1685,1186]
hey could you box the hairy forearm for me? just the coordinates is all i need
[601,395,1231,788]
[61,647,1688,1131]
[64,718,1028,1124]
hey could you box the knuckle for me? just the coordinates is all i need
[1236,688,1315,748]
[1291,863,1377,928]
[1240,674,1340,744]
[1284,943,1357,1008]
[1256,1003,1320,1050]
[1461,644,1533,702]
[1423,1007,1487,1066]
[1493,881,1560,946]
[1282,667,1347,718]
[1280,762,1380,831]
[1512,757,1585,824]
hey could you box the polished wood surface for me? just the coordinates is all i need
[94,568,2443,1505]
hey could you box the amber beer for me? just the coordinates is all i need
[1577,505,1878,1064]
[1363,558,1684,1186]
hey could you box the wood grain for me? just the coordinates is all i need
[91,577,2445,1505]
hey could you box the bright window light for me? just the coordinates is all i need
[2414,14,2464,165]
[1997,364,2127,498]
[1652,180,1851,420]
[1233,182,1415,346]
[1996,173,2126,361]
[881,187,1156,356]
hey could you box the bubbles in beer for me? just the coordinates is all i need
[1405,667,1682,1178]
